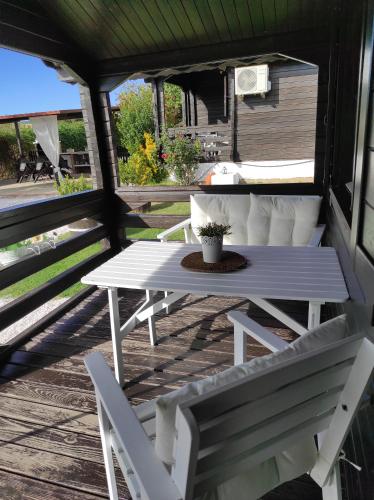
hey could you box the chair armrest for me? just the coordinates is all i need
[85,352,180,500]
[157,218,191,242]
[308,224,326,247]
[227,311,289,364]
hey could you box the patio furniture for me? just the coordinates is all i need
[157,194,325,247]
[33,156,53,182]
[16,156,34,183]
[85,313,373,500]
[81,241,349,385]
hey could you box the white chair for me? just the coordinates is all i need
[158,193,325,247]
[85,315,373,500]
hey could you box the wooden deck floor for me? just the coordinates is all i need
[0,289,323,499]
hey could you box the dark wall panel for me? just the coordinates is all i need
[193,63,318,162]
[236,63,318,161]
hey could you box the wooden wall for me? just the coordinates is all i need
[193,62,318,162]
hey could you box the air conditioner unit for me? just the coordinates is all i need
[235,65,271,95]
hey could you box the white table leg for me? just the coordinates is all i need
[146,290,157,346]
[308,301,322,330]
[108,287,124,386]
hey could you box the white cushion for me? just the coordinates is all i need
[155,314,348,499]
[247,194,322,246]
[190,194,250,245]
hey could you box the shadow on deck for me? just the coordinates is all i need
[0,289,322,499]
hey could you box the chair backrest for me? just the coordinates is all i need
[19,158,27,171]
[190,193,322,246]
[171,335,373,500]
[35,157,45,171]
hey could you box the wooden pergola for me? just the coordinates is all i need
[0,1,373,498]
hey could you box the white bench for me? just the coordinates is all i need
[85,314,372,500]
[158,193,325,247]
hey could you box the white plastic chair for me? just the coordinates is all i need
[85,322,373,500]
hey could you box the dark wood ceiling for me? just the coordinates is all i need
[1,0,331,89]
[41,0,327,61]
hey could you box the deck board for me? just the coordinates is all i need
[0,288,321,499]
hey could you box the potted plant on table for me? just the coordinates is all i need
[197,222,231,264]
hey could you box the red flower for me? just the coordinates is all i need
[161,153,168,159]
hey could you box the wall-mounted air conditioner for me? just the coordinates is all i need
[235,65,271,95]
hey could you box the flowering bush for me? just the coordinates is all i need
[119,133,167,185]
[160,133,202,185]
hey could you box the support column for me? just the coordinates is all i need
[14,121,24,157]
[227,68,236,161]
[152,78,165,139]
[79,84,121,252]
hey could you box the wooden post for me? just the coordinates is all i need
[152,78,165,139]
[79,84,121,252]
[189,89,197,126]
[227,68,236,161]
[181,89,187,126]
[14,121,24,157]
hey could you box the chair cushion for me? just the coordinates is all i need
[155,314,348,499]
[190,194,251,245]
[247,193,322,246]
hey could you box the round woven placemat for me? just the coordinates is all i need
[181,251,248,273]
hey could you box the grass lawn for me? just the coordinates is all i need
[0,241,101,299]
[1,202,189,299]
[127,201,190,241]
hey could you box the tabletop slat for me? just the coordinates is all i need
[82,242,349,303]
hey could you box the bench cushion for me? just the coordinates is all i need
[190,194,251,244]
[190,194,322,246]
[155,314,348,499]
[247,194,322,246]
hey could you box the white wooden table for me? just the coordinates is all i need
[82,241,349,385]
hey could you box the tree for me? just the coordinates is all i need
[116,82,154,154]
[164,83,182,128]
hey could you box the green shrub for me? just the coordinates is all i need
[164,83,182,128]
[161,133,202,185]
[58,120,87,151]
[0,124,35,179]
[54,175,92,196]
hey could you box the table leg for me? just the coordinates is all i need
[308,301,322,330]
[108,287,124,386]
[146,290,157,346]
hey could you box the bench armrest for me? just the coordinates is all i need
[157,218,192,242]
[228,311,289,365]
[308,224,326,247]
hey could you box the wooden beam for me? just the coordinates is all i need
[97,28,329,83]
[80,85,121,252]
[0,0,92,81]
[0,225,108,292]
[13,121,23,157]
[227,68,236,161]
[152,79,165,138]
[0,249,112,333]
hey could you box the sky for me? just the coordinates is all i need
[0,48,122,116]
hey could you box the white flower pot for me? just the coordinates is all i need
[201,236,223,263]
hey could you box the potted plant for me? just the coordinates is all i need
[197,222,231,263]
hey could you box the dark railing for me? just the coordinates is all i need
[167,124,231,162]
[0,190,113,351]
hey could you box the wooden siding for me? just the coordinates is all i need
[193,62,318,162]
[0,288,324,499]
